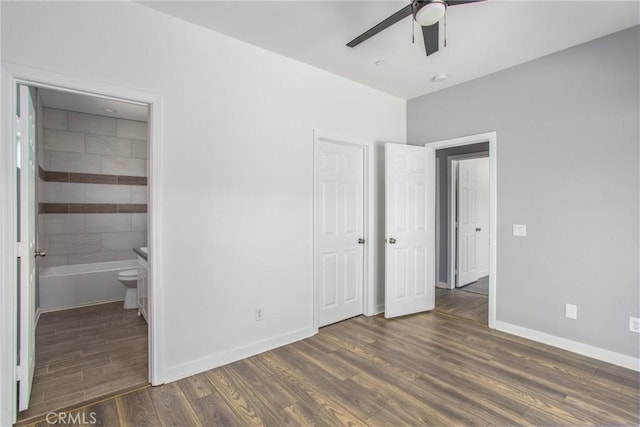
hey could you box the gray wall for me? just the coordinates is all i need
[408,26,639,358]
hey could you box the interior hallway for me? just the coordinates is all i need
[17,302,148,425]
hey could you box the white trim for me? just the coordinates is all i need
[374,303,385,315]
[313,130,375,327]
[1,67,19,425]
[425,131,497,329]
[147,95,164,386]
[436,281,449,289]
[434,158,440,285]
[0,63,165,424]
[164,326,315,383]
[448,160,458,289]
[495,321,640,372]
[34,308,41,327]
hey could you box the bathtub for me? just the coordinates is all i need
[39,259,137,312]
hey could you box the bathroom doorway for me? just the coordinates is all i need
[14,84,153,424]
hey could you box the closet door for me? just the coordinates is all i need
[315,140,365,327]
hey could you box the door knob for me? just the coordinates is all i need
[358,238,365,244]
[388,238,397,244]
[34,249,47,257]
[475,227,482,232]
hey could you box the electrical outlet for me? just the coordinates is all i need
[256,306,264,321]
[565,304,577,320]
[629,317,640,333]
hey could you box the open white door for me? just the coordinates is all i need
[385,144,435,318]
[17,85,36,411]
[315,140,365,327]
[456,160,479,287]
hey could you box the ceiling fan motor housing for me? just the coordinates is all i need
[414,0,448,27]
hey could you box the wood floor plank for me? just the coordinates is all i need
[115,388,161,427]
[18,291,639,427]
[284,339,359,381]
[147,382,202,427]
[190,392,248,427]
[18,302,148,425]
[204,366,282,426]
[226,359,299,410]
[177,372,217,402]
[261,352,368,426]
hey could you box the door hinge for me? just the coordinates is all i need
[16,365,26,381]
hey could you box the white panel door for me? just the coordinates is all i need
[457,160,479,286]
[17,85,36,411]
[315,140,364,327]
[385,144,435,318]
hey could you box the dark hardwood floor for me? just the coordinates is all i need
[435,287,488,324]
[26,310,639,426]
[17,302,148,426]
[458,275,489,296]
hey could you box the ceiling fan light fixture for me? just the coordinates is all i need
[415,1,447,26]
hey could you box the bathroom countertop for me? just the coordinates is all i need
[133,247,148,261]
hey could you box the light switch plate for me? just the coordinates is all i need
[565,304,578,320]
[513,224,527,237]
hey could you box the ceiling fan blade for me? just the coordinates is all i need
[447,0,486,6]
[421,22,439,56]
[347,4,413,48]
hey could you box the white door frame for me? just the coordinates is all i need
[313,130,374,330]
[447,152,489,289]
[426,132,497,329]
[0,63,165,425]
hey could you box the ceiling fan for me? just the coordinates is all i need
[347,0,485,57]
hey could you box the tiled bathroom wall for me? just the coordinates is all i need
[40,107,148,267]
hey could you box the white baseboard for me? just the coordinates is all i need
[495,321,639,372]
[373,303,384,315]
[39,298,124,314]
[35,307,41,326]
[436,281,449,289]
[164,326,316,383]
[478,270,489,278]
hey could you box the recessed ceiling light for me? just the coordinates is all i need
[102,108,117,113]
[431,73,448,83]
[375,60,386,66]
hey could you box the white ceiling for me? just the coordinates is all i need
[140,0,640,100]
[39,88,149,122]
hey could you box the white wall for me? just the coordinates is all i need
[1,0,405,386]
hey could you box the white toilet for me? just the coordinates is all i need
[117,269,138,309]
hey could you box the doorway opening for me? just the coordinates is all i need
[14,84,153,424]
[451,156,490,294]
[429,133,497,327]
